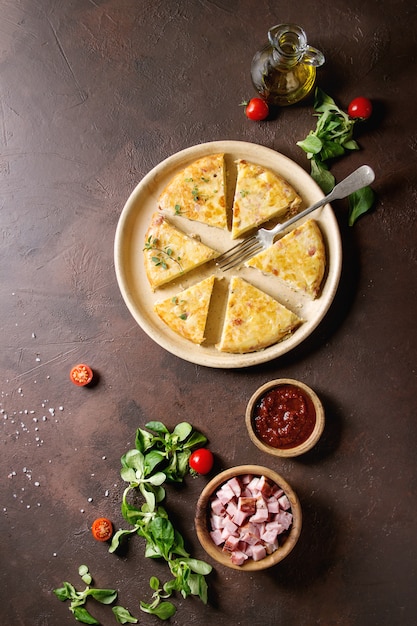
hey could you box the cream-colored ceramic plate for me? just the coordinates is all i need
[114,141,342,368]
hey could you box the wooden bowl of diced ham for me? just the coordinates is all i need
[195,465,302,570]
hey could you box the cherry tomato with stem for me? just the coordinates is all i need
[348,97,373,120]
[242,97,269,121]
[189,448,214,475]
[92,517,113,542]
[70,363,94,386]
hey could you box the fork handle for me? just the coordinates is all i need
[271,165,375,235]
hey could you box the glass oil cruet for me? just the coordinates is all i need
[251,24,325,106]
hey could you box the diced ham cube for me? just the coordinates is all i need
[240,530,260,546]
[238,496,257,514]
[231,550,249,566]
[278,494,291,510]
[210,498,225,516]
[250,495,269,523]
[232,507,249,526]
[251,544,267,561]
[210,514,224,529]
[244,544,253,558]
[240,521,261,538]
[261,527,279,544]
[240,474,253,484]
[265,520,281,533]
[226,500,238,518]
[223,517,238,534]
[223,534,241,552]
[250,507,269,523]
[216,483,236,505]
[257,475,274,497]
[221,526,234,541]
[247,476,260,493]
[276,511,293,530]
[256,495,268,509]
[210,529,223,545]
[226,476,242,497]
[267,498,280,514]
[265,539,279,554]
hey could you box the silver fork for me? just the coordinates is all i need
[216,164,375,271]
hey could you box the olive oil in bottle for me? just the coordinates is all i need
[251,24,325,106]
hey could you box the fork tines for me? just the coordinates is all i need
[216,236,263,271]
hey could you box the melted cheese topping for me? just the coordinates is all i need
[216,277,302,353]
[154,275,215,344]
[246,219,326,298]
[143,213,219,290]
[231,160,301,239]
[158,154,227,229]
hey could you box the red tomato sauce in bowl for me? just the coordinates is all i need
[253,384,317,449]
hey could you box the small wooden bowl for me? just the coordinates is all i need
[195,464,302,571]
[245,379,325,458]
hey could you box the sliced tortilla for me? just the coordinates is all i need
[216,276,302,353]
[231,160,301,239]
[153,275,215,344]
[143,213,219,291]
[246,219,326,298]
[158,153,227,229]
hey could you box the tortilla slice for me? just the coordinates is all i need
[143,213,219,291]
[246,219,326,298]
[158,153,227,229]
[153,275,215,344]
[231,160,302,239]
[216,276,302,353]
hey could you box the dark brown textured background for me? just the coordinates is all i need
[1,1,416,624]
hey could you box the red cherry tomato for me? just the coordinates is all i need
[189,448,214,475]
[348,97,373,120]
[70,363,93,386]
[91,517,113,542]
[244,97,269,121]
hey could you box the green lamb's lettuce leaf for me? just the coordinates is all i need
[297,87,375,223]
[54,421,212,624]
[112,605,138,623]
[348,186,375,225]
[53,566,118,624]
[110,421,213,617]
